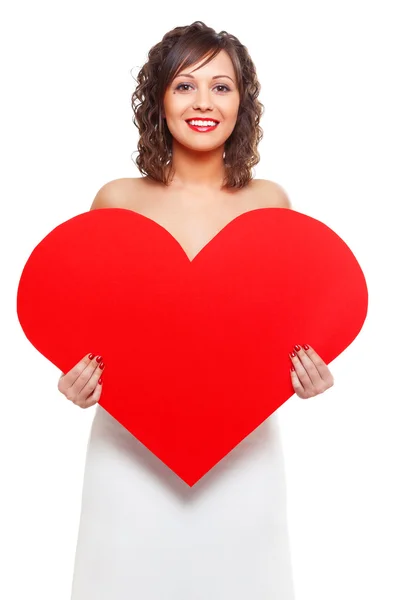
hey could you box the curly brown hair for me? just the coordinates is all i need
[130,21,265,190]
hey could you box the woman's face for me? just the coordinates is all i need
[163,50,240,152]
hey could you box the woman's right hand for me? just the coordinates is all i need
[58,353,105,409]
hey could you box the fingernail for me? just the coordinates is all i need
[96,355,103,363]
[290,366,295,371]
[303,344,309,350]
[98,377,103,385]
[294,344,301,352]
[89,353,95,360]
[290,351,296,357]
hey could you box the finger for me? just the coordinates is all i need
[80,378,103,409]
[58,353,96,392]
[75,357,104,403]
[300,345,333,383]
[69,354,103,398]
[289,350,314,389]
[292,345,323,387]
[290,366,306,398]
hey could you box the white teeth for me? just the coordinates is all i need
[187,120,218,127]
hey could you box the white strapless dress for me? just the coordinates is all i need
[70,404,295,599]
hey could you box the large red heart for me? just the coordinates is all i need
[17,207,368,485]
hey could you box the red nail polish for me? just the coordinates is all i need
[98,377,103,385]
[294,344,301,352]
[303,344,309,350]
[290,351,296,357]
[88,353,95,360]
[290,366,295,371]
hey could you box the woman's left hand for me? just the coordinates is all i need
[289,344,334,399]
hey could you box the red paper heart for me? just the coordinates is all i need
[17,207,368,485]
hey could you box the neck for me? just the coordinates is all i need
[167,140,227,192]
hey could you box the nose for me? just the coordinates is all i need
[192,86,214,111]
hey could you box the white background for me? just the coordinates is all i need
[1,1,399,599]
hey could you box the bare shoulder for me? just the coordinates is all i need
[252,178,292,209]
[89,178,140,210]
[89,177,292,210]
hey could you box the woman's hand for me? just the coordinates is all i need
[289,344,334,399]
[58,353,105,409]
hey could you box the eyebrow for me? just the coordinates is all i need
[175,73,235,83]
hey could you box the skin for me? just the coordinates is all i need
[289,345,334,400]
[58,51,334,407]
[161,49,240,193]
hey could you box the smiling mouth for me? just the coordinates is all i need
[185,120,220,131]
[185,119,220,125]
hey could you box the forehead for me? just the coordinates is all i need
[176,49,235,78]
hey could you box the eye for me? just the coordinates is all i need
[215,85,230,93]
[175,83,192,92]
[175,83,230,93]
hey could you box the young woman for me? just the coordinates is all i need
[60,21,334,600]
